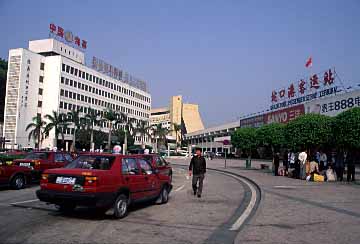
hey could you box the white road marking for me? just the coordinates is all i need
[10,199,39,205]
[220,172,257,231]
[174,184,185,192]
[274,185,297,189]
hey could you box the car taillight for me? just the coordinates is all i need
[41,173,49,183]
[33,160,41,166]
[84,176,98,186]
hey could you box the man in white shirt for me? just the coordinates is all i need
[298,150,307,180]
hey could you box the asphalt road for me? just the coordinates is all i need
[0,165,252,244]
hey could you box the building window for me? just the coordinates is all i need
[65,78,69,85]
[70,66,74,75]
[70,80,73,86]
[62,63,65,72]
[40,62,45,70]
[74,81,77,87]
[65,90,68,97]
[66,65,70,73]
[38,101,42,108]
[59,101,63,109]
[60,89,64,96]
[61,77,64,84]
[74,68,78,76]
[39,76,44,83]
[38,88,43,95]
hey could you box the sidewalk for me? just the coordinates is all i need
[170,158,360,244]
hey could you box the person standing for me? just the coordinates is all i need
[283,150,289,175]
[346,151,356,182]
[189,148,207,198]
[273,152,280,176]
[336,150,345,181]
[298,149,308,180]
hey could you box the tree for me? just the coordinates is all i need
[85,108,102,150]
[333,107,360,150]
[134,120,152,149]
[284,114,333,153]
[25,115,47,149]
[116,113,137,154]
[43,111,69,148]
[67,109,82,152]
[0,58,8,122]
[256,123,285,154]
[152,123,169,152]
[232,127,258,159]
[172,123,182,150]
[103,108,119,150]
[113,129,135,148]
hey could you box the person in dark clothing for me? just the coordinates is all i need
[294,152,301,179]
[273,152,280,176]
[346,151,356,182]
[335,150,345,181]
[283,150,289,175]
[189,148,207,198]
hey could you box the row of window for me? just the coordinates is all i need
[62,63,150,103]
[60,77,150,111]
[60,89,149,118]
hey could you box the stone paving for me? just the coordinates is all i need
[170,158,360,244]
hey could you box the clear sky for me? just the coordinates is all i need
[1,0,359,127]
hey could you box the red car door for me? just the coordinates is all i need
[138,158,159,198]
[121,157,146,201]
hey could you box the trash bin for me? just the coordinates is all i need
[246,158,252,169]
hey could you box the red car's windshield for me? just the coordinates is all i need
[65,155,115,170]
[24,152,48,160]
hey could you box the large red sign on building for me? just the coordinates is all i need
[265,104,305,124]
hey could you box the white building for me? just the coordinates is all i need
[3,38,151,149]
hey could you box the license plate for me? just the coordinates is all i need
[55,176,76,185]
[19,162,31,167]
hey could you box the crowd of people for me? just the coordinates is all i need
[273,149,357,182]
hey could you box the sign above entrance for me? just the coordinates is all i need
[49,23,87,50]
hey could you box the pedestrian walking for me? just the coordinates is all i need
[283,150,289,175]
[189,148,207,198]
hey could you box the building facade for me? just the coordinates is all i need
[185,89,360,153]
[3,38,151,149]
[150,95,204,147]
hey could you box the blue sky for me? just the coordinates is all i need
[1,0,359,126]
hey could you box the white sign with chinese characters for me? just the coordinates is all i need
[304,89,360,117]
[271,68,337,110]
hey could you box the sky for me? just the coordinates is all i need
[1,0,359,127]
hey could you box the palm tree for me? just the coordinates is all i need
[115,113,136,154]
[67,109,81,152]
[134,120,152,149]
[85,108,102,151]
[172,123,182,151]
[26,115,47,150]
[103,108,119,150]
[43,111,69,148]
[152,123,169,153]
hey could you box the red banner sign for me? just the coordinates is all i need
[265,104,305,124]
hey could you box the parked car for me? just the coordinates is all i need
[0,150,27,163]
[0,159,32,189]
[13,151,73,181]
[36,153,173,218]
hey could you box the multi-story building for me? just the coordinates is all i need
[3,38,151,149]
[150,95,204,148]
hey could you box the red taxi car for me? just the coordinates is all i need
[0,159,32,189]
[36,153,172,218]
[13,151,73,180]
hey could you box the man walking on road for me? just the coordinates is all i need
[189,148,207,198]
